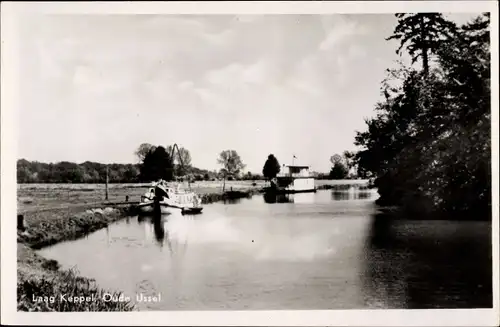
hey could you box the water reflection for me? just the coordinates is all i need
[263,192,292,204]
[153,216,165,246]
[363,212,492,309]
[263,192,316,204]
[332,190,372,201]
[223,198,243,205]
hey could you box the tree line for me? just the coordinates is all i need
[18,145,357,184]
[353,13,491,219]
[17,159,141,184]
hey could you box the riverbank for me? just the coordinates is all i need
[16,181,271,311]
[17,179,372,311]
[16,206,137,311]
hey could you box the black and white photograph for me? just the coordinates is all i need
[1,1,498,326]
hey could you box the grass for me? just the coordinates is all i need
[17,180,269,213]
[18,269,135,312]
[18,207,129,249]
[17,245,135,312]
[17,205,137,311]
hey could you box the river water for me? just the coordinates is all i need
[37,189,492,310]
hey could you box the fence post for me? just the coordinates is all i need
[105,165,109,201]
[17,214,25,231]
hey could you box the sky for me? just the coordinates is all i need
[17,13,478,173]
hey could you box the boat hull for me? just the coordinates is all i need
[137,201,203,215]
[278,188,317,194]
[268,188,317,194]
[181,207,204,215]
[136,201,173,214]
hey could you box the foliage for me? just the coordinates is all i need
[17,159,140,184]
[387,13,458,75]
[217,150,246,179]
[134,143,156,163]
[328,152,355,179]
[18,268,134,312]
[139,146,174,182]
[355,13,491,219]
[329,163,349,180]
[262,154,281,180]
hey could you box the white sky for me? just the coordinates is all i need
[17,13,478,173]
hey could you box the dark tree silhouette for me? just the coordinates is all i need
[387,13,457,76]
[329,162,349,180]
[262,154,281,180]
[356,13,490,219]
[139,146,174,182]
[135,143,156,162]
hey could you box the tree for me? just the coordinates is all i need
[166,144,192,177]
[387,13,457,76]
[139,146,174,182]
[355,13,490,219]
[135,143,157,163]
[329,154,349,180]
[262,154,281,180]
[217,150,245,191]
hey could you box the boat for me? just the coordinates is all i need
[137,180,204,215]
[137,143,204,215]
[269,164,316,194]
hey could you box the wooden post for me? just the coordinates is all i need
[105,165,109,201]
[17,214,25,231]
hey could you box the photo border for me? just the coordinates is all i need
[1,1,498,326]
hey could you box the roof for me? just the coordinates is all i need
[285,165,310,169]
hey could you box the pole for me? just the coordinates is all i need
[105,165,109,201]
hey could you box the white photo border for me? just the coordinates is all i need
[1,1,498,326]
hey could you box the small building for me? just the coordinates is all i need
[274,165,316,193]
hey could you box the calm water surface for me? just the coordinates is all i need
[38,190,492,310]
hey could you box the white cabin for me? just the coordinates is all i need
[276,165,315,193]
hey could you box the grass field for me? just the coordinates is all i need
[17,180,270,213]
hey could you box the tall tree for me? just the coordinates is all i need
[356,13,490,218]
[217,150,245,191]
[262,154,281,180]
[139,146,174,182]
[135,143,156,163]
[329,154,349,180]
[387,13,457,76]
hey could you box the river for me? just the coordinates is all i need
[37,189,492,310]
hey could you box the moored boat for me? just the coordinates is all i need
[270,164,316,194]
[137,180,203,215]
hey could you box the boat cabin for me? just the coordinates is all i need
[275,165,315,193]
[278,165,311,178]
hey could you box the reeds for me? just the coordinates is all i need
[17,268,135,312]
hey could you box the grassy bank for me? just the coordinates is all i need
[17,181,267,311]
[17,244,135,312]
[18,206,131,249]
[17,206,138,311]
